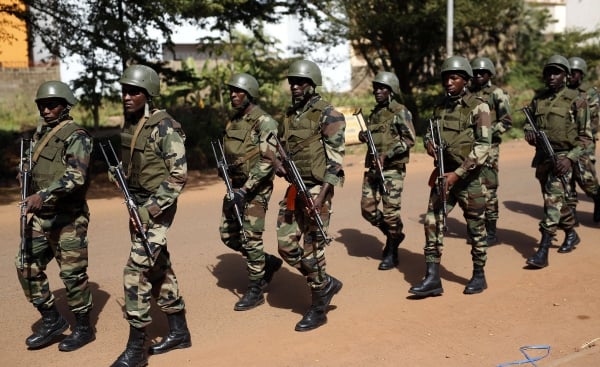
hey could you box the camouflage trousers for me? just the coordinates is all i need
[567,149,600,209]
[15,209,92,314]
[360,167,406,238]
[277,184,332,289]
[219,181,274,281]
[535,160,577,234]
[423,171,487,266]
[123,202,184,329]
[480,143,501,221]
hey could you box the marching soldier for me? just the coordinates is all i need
[276,60,345,331]
[111,65,191,367]
[359,71,416,270]
[16,81,95,352]
[218,73,283,311]
[469,57,513,244]
[524,55,591,268]
[566,56,600,223]
[409,56,492,297]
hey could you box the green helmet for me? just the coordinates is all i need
[568,57,587,74]
[441,56,473,78]
[35,81,77,105]
[544,54,570,74]
[119,64,160,97]
[287,59,322,86]
[470,57,496,76]
[227,73,259,98]
[373,71,400,95]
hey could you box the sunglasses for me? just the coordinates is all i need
[122,87,144,96]
[37,100,64,110]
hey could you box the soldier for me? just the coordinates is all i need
[16,81,95,351]
[524,55,591,268]
[218,72,283,311]
[359,71,416,270]
[276,60,345,331]
[409,56,492,298]
[469,57,513,244]
[566,56,600,223]
[111,65,191,367]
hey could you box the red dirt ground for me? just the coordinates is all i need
[1,139,599,367]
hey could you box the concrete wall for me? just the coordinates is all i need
[0,65,60,106]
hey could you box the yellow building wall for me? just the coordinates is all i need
[0,0,28,68]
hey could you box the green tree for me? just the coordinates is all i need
[287,0,551,127]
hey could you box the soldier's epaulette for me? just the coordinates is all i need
[532,88,549,101]
[388,100,407,113]
[562,88,579,101]
[463,93,486,108]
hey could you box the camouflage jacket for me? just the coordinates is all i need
[122,111,187,218]
[427,90,492,178]
[470,81,512,141]
[33,120,92,206]
[527,86,591,163]
[366,99,416,168]
[283,94,346,186]
[224,105,278,192]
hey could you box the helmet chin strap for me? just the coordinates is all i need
[42,105,72,125]
[233,95,251,112]
[292,85,316,105]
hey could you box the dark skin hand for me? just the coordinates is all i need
[20,193,43,214]
[555,156,572,175]
[312,182,332,215]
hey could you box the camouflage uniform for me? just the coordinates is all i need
[16,121,93,315]
[423,92,491,266]
[276,94,345,289]
[469,81,512,233]
[567,82,600,214]
[120,109,187,329]
[526,87,591,236]
[360,99,415,268]
[525,87,591,237]
[219,105,278,280]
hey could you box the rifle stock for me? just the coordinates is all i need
[429,119,448,232]
[521,106,572,197]
[99,140,154,260]
[19,138,32,271]
[211,139,247,243]
[353,108,389,195]
[267,132,332,246]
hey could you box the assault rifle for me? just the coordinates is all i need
[522,106,572,198]
[429,119,448,232]
[99,140,153,260]
[19,138,32,271]
[211,139,247,243]
[353,108,388,195]
[267,132,332,246]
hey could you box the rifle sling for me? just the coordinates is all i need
[32,120,72,164]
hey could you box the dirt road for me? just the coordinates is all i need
[1,139,599,366]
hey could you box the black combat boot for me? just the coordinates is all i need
[26,304,69,349]
[593,192,600,223]
[111,325,147,367]
[526,231,553,268]
[378,233,405,270]
[149,310,191,355]
[263,253,283,284]
[234,279,267,311]
[486,220,498,245]
[463,265,487,294]
[295,275,343,332]
[558,229,580,253]
[58,311,95,352]
[409,262,443,297]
